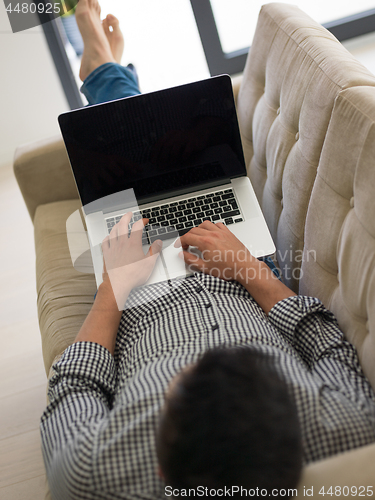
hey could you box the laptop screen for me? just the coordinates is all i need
[59,75,246,209]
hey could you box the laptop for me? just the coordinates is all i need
[58,75,275,287]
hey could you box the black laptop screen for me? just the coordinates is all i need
[59,76,246,208]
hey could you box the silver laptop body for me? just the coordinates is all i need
[59,75,275,287]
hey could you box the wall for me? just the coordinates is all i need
[0,2,69,168]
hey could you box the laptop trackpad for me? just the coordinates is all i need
[161,239,187,277]
[145,253,165,281]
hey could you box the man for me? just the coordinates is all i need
[40,1,375,498]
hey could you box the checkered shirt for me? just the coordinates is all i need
[40,273,375,499]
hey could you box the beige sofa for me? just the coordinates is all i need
[14,3,375,497]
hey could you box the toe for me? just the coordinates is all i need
[107,14,120,30]
[90,0,101,16]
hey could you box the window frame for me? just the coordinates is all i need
[189,0,375,76]
[38,8,83,109]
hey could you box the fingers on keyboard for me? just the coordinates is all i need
[105,189,243,237]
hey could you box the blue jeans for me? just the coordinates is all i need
[80,62,141,105]
[83,63,281,282]
[259,256,280,279]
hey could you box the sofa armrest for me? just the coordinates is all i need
[13,135,79,222]
[297,442,375,496]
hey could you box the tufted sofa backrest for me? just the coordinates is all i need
[236,3,375,387]
[300,86,375,387]
[237,3,375,292]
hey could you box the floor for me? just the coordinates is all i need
[0,162,48,498]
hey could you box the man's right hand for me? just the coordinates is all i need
[174,220,254,282]
[175,220,296,314]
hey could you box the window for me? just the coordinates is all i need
[190,0,375,76]
[39,0,375,108]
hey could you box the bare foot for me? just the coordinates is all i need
[76,0,116,81]
[102,14,124,64]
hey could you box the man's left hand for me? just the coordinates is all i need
[102,213,162,306]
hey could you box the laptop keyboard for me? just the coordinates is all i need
[105,188,243,244]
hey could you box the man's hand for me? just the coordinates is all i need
[175,220,296,314]
[102,212,162,308]
[73,213,162,355]
[175,220,254,282]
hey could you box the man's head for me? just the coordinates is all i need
[156,348,303,496]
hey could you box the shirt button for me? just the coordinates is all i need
[212,324,219,331]
[204,303,212,308]
[196,286,202,293]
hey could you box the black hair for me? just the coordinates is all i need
[156,347,302,496]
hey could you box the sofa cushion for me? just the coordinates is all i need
[300,86,375,388]
[34,199,96,374]
[237,3,375,291]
